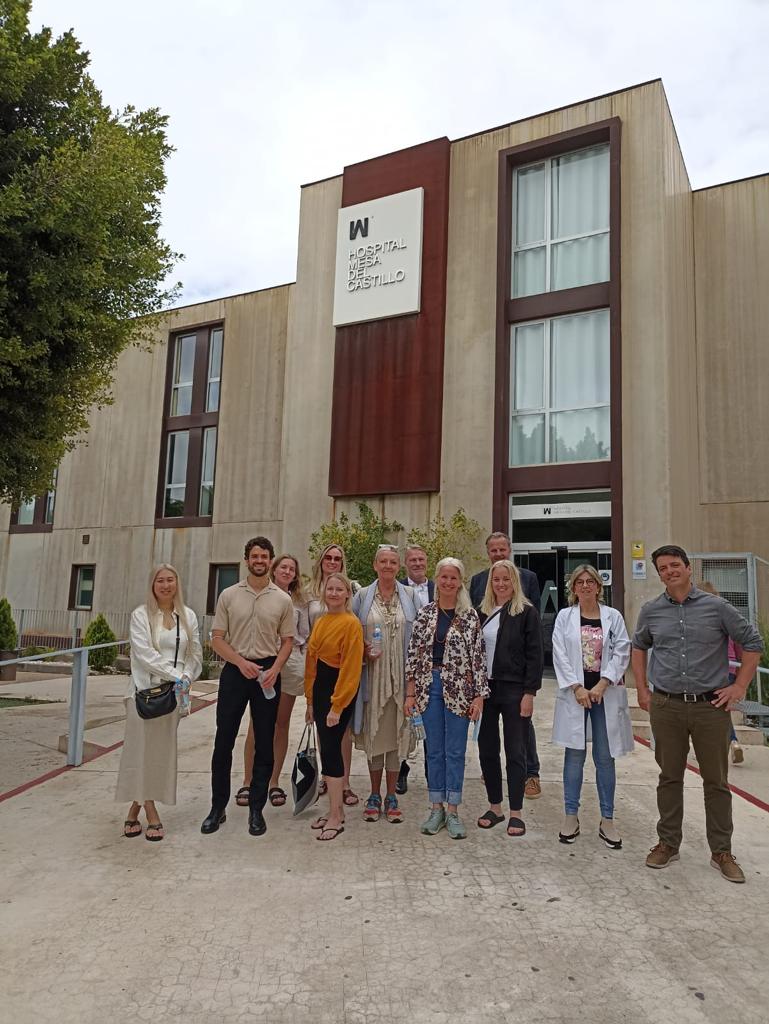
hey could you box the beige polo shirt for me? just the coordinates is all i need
[212,579,294,660]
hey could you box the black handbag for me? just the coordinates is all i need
[135,614,180,720]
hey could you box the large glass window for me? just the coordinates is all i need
[512,143,609,297]
[510,308,610,466]
[17,498,36,525]
[207,562,239,613]
[70,565,95,610]
[158,324,222,523]
[10,468,58,532]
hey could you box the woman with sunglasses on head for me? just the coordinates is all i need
[404,557,488,839]
[551,564,633,849]
[235,554,310,809]
[304,573,364,841]
[307,543,360,806]
[116,564,202,842]
[352,544,419,823]
[476,560,543,837]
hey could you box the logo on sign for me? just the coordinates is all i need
[349,218,369,240]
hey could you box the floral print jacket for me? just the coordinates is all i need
[405,602,490,717]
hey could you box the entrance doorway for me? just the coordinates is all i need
[510,491,613,660]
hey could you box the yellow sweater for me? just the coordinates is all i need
[304,611,364,714]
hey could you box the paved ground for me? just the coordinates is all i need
[1,672,768,1024]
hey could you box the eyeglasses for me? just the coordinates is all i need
[323,554,343,562]
[574,579,598,588]
[376,544,398,553]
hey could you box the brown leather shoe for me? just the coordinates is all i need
[645,842,680,869]
[710,852,746,883]
[524,777,542,799]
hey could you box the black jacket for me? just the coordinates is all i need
[482,602,544,695]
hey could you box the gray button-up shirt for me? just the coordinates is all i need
[631,587,763,694]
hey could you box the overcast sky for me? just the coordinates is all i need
[29,0,769,307]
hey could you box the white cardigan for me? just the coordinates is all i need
[551,603,634,758]
[126,605,203,695]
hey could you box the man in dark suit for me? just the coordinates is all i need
[396,544,434,795]
[470,531,544,800]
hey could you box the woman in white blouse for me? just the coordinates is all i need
[116,564,202,841]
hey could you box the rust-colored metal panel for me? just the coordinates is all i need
[328,138,450,497]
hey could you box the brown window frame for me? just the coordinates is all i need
[493,117,624,610]
[155,322,223,528]
[9,471,58,534]
[68,564,96,611]
[206,562,240,614]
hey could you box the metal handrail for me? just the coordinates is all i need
[1,641,128,767]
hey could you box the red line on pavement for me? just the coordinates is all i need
[634,734,769,813]
[0,697,217,804]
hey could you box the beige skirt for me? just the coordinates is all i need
[115,696,179,805]
[280,647,306,698]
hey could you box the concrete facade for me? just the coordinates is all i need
[2,79,768,630]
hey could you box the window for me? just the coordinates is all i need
[9,469,58,533]
[207,563,239,614]
[512,143,609,297]
[157,324,223,525]
[510,308,610,465]
[69,565,95,610]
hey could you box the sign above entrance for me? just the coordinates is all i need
[511,501,611,521]
[332,187,424,327]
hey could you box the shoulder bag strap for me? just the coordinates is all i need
[173,613,181,668]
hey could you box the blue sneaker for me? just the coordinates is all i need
[420,807,446,835]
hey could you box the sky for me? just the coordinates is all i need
[29,0,769,307]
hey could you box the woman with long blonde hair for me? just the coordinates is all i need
[476,560,543,837]
[235,554,310,808]
[116,564,202,841]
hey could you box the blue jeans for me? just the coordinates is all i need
[423,669,470,805]
[563,699,615,818]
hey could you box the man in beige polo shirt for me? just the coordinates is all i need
[201,536,294,837]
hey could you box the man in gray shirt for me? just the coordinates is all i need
[631,545,762,883]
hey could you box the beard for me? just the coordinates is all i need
[250,563,269,576]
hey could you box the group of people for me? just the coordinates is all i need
[116,533,762,883]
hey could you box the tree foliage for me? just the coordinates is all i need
[83,612,117,671]
[308,502,404,587]
[406,507,485,576]
[0,597,18,650]
[0,0,180,501]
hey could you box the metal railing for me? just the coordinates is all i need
[11,608,132,654]
[1,641,128,767]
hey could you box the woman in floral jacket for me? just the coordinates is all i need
[405,557,489,839]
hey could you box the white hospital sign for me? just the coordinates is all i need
[332,187,424,327]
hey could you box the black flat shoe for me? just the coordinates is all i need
[201,807,226,834]
[248,808,267,837]
[558,818,580,844]
[395,761,410,795]
[599,826,623,850]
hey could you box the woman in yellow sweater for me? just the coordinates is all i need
[305,572,364,841]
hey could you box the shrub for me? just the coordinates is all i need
[308,502,404,587]
[406,508,485,577]
[0,599,18,651]
[83,614,118,672]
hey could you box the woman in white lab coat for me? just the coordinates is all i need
[551,564,633,850]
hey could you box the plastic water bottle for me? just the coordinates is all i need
[259,670,276,700]
[410,711,426,741]
[370,625,383,658]
[174,677,191,714]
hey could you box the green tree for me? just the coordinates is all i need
[83,613,117,672]
[308,502,404,587]
[406,507,485,576]
[0,0,179,502]
[0,597,18,650]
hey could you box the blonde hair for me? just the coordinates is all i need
[567,564,604,606]
[270,554,307,607]
[434,557,472,614]
[481,559,530,616]
[310,544,348,600]
[322,572,354,614]
[145,564,193,649]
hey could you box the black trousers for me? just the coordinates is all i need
[211,658,280,811]
[478,696,529,809]
[313,660,356,778]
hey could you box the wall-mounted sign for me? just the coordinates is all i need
[511,501,611,521]
[631,541,645,558]
[332,187,424,327]
[632,559,647,580]
[599,569,613,585]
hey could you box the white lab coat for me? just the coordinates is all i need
[551,604,634,757]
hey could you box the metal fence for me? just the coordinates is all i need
[12,608,132,653]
